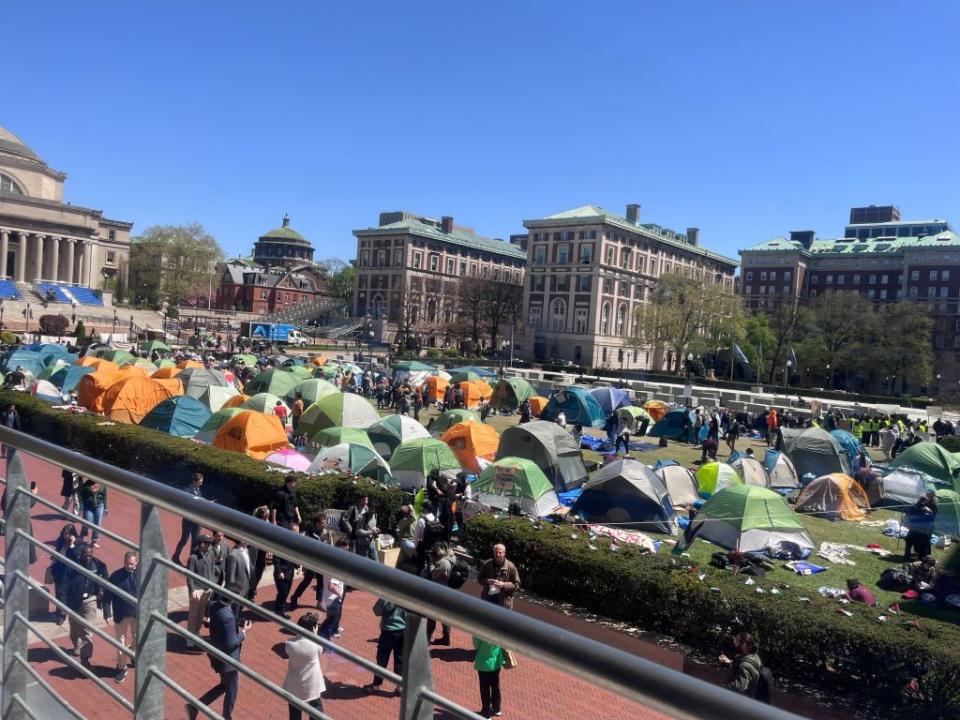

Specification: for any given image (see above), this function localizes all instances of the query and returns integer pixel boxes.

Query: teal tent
[540,386,606,428]
[59,364,95,393]
[140,396,212,438]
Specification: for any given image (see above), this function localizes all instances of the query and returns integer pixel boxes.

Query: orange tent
[458,380,493,409]
[310,357,327,366]
[643,400,667,422]
[528,396,549,416]
[178,360,204,370]
[76,357,119,372]
[101,376,183,423]
[115,365,150,379]
[213,410,290,459]
[152,366,183,379]
[77,369,121,412]
[222,393,250,409]
[426,375,449,403]
[440,421,500,473]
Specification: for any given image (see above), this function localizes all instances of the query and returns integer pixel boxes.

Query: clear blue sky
[3,2,958,263]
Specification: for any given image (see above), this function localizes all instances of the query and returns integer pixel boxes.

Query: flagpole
[729,339,735,381]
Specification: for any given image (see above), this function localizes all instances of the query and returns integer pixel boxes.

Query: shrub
[425,348,441,359]
[73,320,86,340]
[465,514,960,718]
[939,435,960,453]
[39,314,69,335]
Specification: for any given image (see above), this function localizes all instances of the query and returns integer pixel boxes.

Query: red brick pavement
[5,453,669,720]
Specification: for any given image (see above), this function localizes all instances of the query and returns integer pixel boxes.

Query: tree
[874,301,934,394]
[481,279,524,352]
[794,291,875,386]
[318,258,355,314]
[129,223,223,310]
[761,300,804,384]
[456,278,488,351]
[631,272,744,374]
[39,314,69,335]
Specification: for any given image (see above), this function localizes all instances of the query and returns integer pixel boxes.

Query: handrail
[0,425,803,720]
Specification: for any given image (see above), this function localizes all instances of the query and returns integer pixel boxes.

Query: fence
[0,426,802,720]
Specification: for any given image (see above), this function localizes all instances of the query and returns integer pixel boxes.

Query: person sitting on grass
[909,556,939,592]
[844,578,876,606]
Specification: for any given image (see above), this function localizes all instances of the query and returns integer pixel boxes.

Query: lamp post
[936,373,942,396]
[825,363,831,390]
[0,299,5,332]
[686,352,694,380]
[891,374,897,396]
[785,359,793,388]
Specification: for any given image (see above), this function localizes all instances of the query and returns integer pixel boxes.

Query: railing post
[133,502,168,718]
[2,450,30,720]
[399,613,435,720]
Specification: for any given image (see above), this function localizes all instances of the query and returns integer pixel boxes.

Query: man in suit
[186,594,250,720]
[223,537,251,620]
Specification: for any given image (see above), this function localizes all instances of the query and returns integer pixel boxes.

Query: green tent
[318,364,340,379]
[389,438,462,489]
[199,385,240,413]
[307,442,394,484]
[473,457,559,517]
[890,442,960,486]
[244,368,300,397]
[242,392,291,416]
[393,360,435,373]
[37,360,69,381]
[140,396,212,438]
[141,340,171,355]
[615,406,652,432]
[490,377,536,410]
[287,365,312,381]
[100,349,136,365]
[429,408,480,434]
[449,371,482,384]
[295,393,380,436]
[935,489,960,539]
[232,354,258,367]
[367,414,432,459]
[695,462,743,497]
[285,378,339,406]
[312,426,373,449]
[123,357,157,370]
[687,485,815,553]
[195,408,246,444]
[155,358,178,369]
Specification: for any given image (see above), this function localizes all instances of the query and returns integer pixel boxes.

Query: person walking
[340,495,379,560]
[726,417,740,456]
[720,632,771,703]
[425,542,455,645]
[318,539,349,639]
[283,612,326,719]
[51,523,80,625]
[271,474,302,529]
[273,522,300,618]
[78,479,107,548]
[65,542,108,665]
[60,468,80,515]
[103,551,140,683]
[187,595,251,720]
[291,392,305,430]
[473,636,507,718]
[247,505,271,601]
[186,535,216,649]
[173,473,205,565]
[363,598,405,695]
[479,544,520,609]
[290,514,334,608]
[224,537,252,620]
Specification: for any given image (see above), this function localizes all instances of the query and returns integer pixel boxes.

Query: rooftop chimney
[686,227,700,246]
[441,216,454,233]
[789,230,815,249]
[625,204,641,225]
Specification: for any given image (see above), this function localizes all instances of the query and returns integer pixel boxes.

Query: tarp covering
[655,464,700,506]
[102,376,183,424]
[830,429,865,469]
[695,462,743,497]
[573,459,676,533]
[440,421,500,473]
[140,396,212,438]
[473,457,560,517]
[780,426,851,478]
[648,409,689,440]
[496,420,587,491]
[213,410,289,459]
[795,473,870,521]
[589,387,632,416]
[540,386,606,428]
[490,377,536,410]
[889,442,960,486]
[367,414,431,459]
[389,438,462,489]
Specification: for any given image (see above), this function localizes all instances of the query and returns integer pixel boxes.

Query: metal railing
[0,426,803,720]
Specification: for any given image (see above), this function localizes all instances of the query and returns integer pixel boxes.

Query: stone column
[84,242,96,286]
[15,232,26,283]
[65,239,76,285]
[33,234,44,282]
[75,242,85,285]
[50,236,61,283]
[0,230,8,278]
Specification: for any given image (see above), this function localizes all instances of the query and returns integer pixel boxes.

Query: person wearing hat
[186,534,216,649]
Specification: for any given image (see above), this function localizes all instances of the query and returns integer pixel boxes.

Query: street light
[0,299,5,332]
[785,359,793,388]
[826,363,831,390]
[936,373,942,395]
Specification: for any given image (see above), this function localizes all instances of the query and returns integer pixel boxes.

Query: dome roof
[0,127,41,162]
[260,214,309,245]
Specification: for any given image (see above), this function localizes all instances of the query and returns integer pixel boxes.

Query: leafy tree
[481,278,524,352]
[455,277,488,351]
[129,223,223,310]
[794,291,875,386]
[39,314,69,335]
[874,301,934,394]
[318,258,355,314]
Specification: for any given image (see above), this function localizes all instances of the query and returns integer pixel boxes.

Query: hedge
[0,391,410,531]
[938,435,960,453]
[465,514,960,719]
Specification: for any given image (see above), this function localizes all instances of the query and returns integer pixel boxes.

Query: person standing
[0,403,21,470]
[725,417,740,456]
[273,522,300,618]
[518,400,531,424]
[479,544,520,609]
[614,417,631,457]
[274,400,290,429]
[78,479,107,548]
[173,473,205,565]
[224,537,252,620]
[65,542,108,664]
[60,468,80,515]
[246,505,271,601]
[720,632,769,703]
[186,535,216,649]
[904,491,938,560]
[290,514,333,608]
[340,495,379,560]
[766,408,779,447]
[103,551,139,683]
[272,475,302,529]
[187,594,251,720]
[209,530,228,586]
[291,392,305,431]
[318,539,349,639]
[363,598,405,695]
[473,636,507,718]
[51,523,80,625]
[425,542,455,645]
[283,612,326,719]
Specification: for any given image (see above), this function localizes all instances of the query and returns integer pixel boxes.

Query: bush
[425,348,441,359]
[73,320,86,340]
[0,390,409,531]
[939,435,960,453]
[39,314,69,335]
[465,514,960,718]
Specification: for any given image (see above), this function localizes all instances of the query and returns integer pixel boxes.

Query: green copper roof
[742,231,960,257]
[354,218,526,260]
[261,226,306,242]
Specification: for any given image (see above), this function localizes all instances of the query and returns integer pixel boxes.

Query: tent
[102,376,183,424]
[429,409,481,434]
[490,377,536,410]
[264,449,312,472]
[31,379,63,403]
[141,340,171,356]
[199,385,240,413]
[450,371,482,384]
[151,366,183,380]
[889,442,960,486]
[731,457,769,487]
[654,464,700,507]
[425,375,449,403]
[195,408,246,444]
[213,410,289,459]
[573,459,676,533]
[76,368,122,412]
[177,360,204,370]
[296,393,380,436]
[37,360,69,382]
[140,396,212,438]
[285,378,339,406]
[177,368,231,400]
[643,400,668,422]
[307,442,393,483]
[231,354,258,367]
[367,414,431,459]
[222,393,250,409]
[688,485,815,553]
[865,468,934,508]
[312,426,373,448]
[458,380,494,409]
[763,450,801,490]
[392,360,435,374]
[1,348,43,376]
[795,473,870,521]
[440,421,500,473]
[780,426,851,478]
[242,393,291,417]
[99,349,136,366]
[528,396,548,416]
[615,406,652,434]
[473,457,560,517]
[155,359,177,369]
[540,387,606,428]
[496,420,587,491]
[389,438,462,489]
[59,364,95,393]
[695,462,742,497]
[448,365,497,379]
[648,409,689,441]
[244,368,301,398]
[934,489,960,539]
[589,387,632,416]
[286,365,312,381]
[830,429,864,469]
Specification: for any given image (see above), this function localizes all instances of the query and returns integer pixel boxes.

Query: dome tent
[296,393,380,436]
[312,426,373,449]
[779,426,851,478]
[440,421,500,473]
[195,407,245,444]
[648,409,690,441]
[573,459,676,533]
[731,456,769,487]
[763,450,801,490]
[615,406,652,434]
[889,442,960,487]
[176,368,232,400]
[795,473,870,521]
[496,420,588,491]
[307,442,393,484]
[654,464,699,507]
[213,410,289,459]
[540,386,606,428]
[140,396,212,438]
[429,408,481,435]
[101,376,183,424]
[388,438,462,489]
[367,414,431,459]
[490,377,537,411]
[866,468,935,508]
[695,462,742,497]
[589,387,632,416]
[473,457,560,518]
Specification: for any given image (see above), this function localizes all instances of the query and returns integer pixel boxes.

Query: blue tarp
[589,387,632,415]
[557,488,582,507]
[140,396,212,438]
[540,386,606,428]
[830,429,863,469]
[648,409,690,440]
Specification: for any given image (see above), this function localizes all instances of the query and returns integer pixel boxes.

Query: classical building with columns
[0,125,131,300]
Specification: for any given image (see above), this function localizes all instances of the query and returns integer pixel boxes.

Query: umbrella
[312,426,373,448]
[265,448,312,472]
[308,442,394,483]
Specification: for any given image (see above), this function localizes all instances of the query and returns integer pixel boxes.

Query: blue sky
[3,2,958,263]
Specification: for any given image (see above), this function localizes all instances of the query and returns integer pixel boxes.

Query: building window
[616,304,626,335]
[531,275,545,292]
[533,245,546,264]
[880,289,888,300]
[550,298,567,331]
[376,249,386,266]
[460,261,466,275]
[528,306,542,329]
[361,250,369,266]
[106,251,116,265]
[260,290,268,300]
[0,173,24,195]
[769,271,776,281]
[867,289,876,299]
[557,244,570,264]
[868,274,876,284]
[603,278,613,294]
[394,248,403,265]
[837,275,845,285]
[853,274,860,285]
[574,308,588,333]
[784,270,792,282]
[600,302,610,334]
[555,275,570,292]
[602,347,608,362]
[634,285,645,300]
[943,270,951,282]
[605,247,615,265]
[931,270,939,282]
[745,272,753,282]
[446,258,454,274]
[760,271,767,281]
[911,269,919,281]
[481,266,489,278]
[909,286,918,297]
[413,253,422,269]
[825,274,833,285]
[576,275,591,292]
[430,254,439,272]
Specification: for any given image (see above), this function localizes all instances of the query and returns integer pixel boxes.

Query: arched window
[550,298,566,331]
[0,173,23,195]
[427,298,437,323]
[616,303,626,335]
[371,294,385,319]
[600,302,610,335]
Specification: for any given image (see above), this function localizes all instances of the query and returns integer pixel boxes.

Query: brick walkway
[3,452,669,720]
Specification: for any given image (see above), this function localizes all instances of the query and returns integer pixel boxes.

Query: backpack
[448,557,469,589]
[420,519,447,552]
[879,566,911,591]
[754,665,775,704]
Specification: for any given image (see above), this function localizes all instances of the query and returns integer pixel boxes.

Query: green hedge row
[0,391,410,531]
[465,514,960,719]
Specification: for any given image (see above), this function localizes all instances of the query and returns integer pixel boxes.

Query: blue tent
[648,409,690,440]
[589,387,632,415]
[572,459,676,533]
[140,396,212,438]
[448,365,498,378]
[59,365,95,393]
[38,344,77,368]
[540,386,606,428]
[0,349,43,376]
[830,429,863,469]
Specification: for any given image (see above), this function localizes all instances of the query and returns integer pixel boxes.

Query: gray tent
[654,464,699,507]
[766,451,801,490]
[780,426,850,478]
[866,468,934,509]
[496,420,587,491]
[177,368,231,400]
[731,457,769,487]
[573,460,676,533]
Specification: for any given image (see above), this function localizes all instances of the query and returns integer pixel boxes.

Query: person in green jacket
[473,636,507,718]
[364,598,406,694]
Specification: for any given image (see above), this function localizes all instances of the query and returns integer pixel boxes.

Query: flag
[789,346,798,368]
[733,343,749,366]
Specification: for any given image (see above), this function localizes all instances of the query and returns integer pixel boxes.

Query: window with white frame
[550,298,566,331]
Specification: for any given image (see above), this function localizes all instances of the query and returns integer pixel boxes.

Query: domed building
[0,125,132,303]
[252,214,314,269]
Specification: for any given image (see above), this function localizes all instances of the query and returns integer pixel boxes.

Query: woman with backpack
[720,632,773,704]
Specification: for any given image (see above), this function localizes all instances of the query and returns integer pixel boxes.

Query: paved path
[2,452,669,720]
